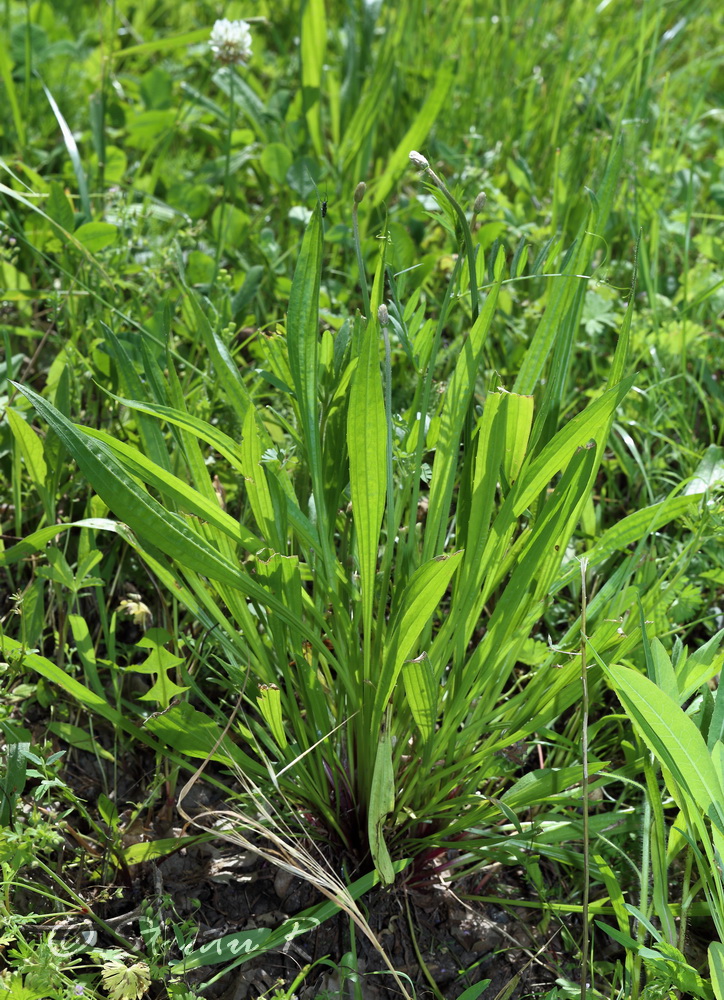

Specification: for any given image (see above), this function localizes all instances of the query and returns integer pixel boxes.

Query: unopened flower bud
[473,192,486,213]
[354,182,367,204]
[409,150,429,170]
[377,303,389,326]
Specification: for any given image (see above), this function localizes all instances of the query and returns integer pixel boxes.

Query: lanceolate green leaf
[376,551,463,718]
[513,374,635,516]
[553,493,704,591]
[100,393,245,471]
[79,425,261,551]
[241,407,280,549]
[604,661,724,833]
[368,718,396,885]
[257,684,287,749]
[402,654,437,742]
[348,316,386,659]
[709,942,724,1000]
[101,325,171,473]
[13,383,335,668]
[286,208,328,556]
[423,248,504,559]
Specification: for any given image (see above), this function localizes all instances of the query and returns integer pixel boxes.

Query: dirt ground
[12,712,572,1000]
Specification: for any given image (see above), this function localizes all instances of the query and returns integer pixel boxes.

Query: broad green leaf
[260,142,293,185]
[649,637,678,703]
[348,316,386,651]
[604,661,724,832]
[501,392,535,485]
[454,981,492,1000]
[122,836,208,865]
[145,702,261,773]
[46,721,115,762]
[46,181,74,232]
[684,445,724,495]
[74,222,117,252]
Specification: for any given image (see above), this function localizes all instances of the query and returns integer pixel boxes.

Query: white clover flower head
[409,149,429,170]
[209,18,253,65]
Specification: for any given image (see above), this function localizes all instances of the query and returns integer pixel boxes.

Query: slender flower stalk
[210,19,253,281]
[409,150,480,321]
[352,181,371,320]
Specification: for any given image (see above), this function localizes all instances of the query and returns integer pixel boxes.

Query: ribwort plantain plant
[9,146,710,896]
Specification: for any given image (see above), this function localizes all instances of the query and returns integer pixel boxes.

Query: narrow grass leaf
[13,383,329,653]
[301,0,326,157]
[553,493,703,590]
[101,394,245,472]
[513,375,635,516]
[41,79,91,220]
[370,62,455,208]
[0,635,165,756]
[678,628,724,704]
[100,325,171,472]
[0,38,24,145]
[0,183,112,283]
[6,406,48,490]
[189,295,251,424]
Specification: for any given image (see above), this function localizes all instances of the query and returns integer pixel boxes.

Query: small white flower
[209,18,253,65]
[409,149,429,170]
